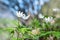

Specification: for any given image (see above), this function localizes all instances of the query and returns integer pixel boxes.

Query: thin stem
[15,29,19,40]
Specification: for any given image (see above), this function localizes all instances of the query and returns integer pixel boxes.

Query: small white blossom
[16,11,23,17]
[53,8,60,12]
[16,11,30,20]
[38,14,44,19]
[44,17,53,23]
[22,15,30,20]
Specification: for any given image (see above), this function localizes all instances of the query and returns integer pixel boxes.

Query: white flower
[16,11,30,20]
[44,17,53,23]
[22,15,30,20]
[53,8,60,12]
[38,14,44,19]
[16,11,23,17]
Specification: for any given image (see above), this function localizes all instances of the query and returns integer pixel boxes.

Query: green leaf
[3,27,15,33]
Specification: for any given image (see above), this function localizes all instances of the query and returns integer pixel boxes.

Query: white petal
[16,11,20,17]
[38,14,44,18]
[22,15,30,20]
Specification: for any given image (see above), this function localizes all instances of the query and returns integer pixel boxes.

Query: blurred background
[0,0,60,40]
[0,0,49,19]
[0,0,50,28]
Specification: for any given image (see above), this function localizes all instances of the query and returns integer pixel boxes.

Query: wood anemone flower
[16,11,30,20]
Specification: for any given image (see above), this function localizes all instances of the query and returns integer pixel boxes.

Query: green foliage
[31,18,41,28]
[0,17,60,40]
